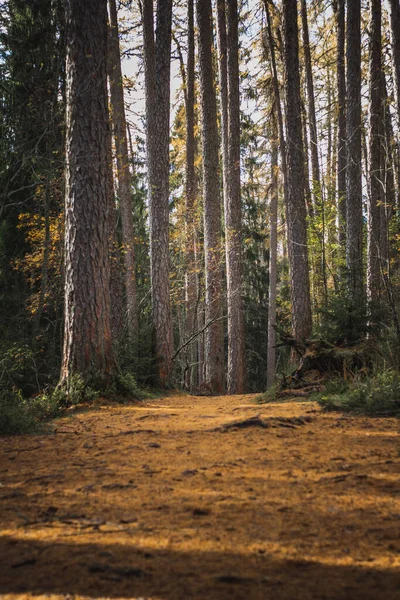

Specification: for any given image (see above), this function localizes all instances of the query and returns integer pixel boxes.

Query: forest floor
[0,393,399,600]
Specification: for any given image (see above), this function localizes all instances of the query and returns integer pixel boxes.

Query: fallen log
[275,327,373,392]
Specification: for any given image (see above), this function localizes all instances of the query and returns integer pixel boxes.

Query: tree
[61,0,115,385]
[367,0,384,304]
[333,0,346,250]
[196,0,225,394]
[389,0,400,123]
[108,0,138,340]
[282,0,312,340]
[142,0,174,386]
[267,114,279,389]
[345,0,363,301]
[217,0,245,394]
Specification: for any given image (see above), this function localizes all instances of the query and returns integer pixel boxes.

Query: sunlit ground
[1,394,399,599]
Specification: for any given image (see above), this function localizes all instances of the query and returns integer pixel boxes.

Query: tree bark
[300,0,321,199]
[345,0,363,301]
[334,0,347,251]
[267,114,279,389]
[183,0,198,390]
[61,0,115,385]
[389,0,400,123]
[217,0,245,394]
[282,0,312,340]
[108,0,138,340]
[367,0,384,304]
[196,0,225,394]
[142,0,174,386]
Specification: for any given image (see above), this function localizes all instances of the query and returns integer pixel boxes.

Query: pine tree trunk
[282,0,312,341]
[367,0,384,304]
[345,0,363,301]
[389,0,400,123]
[61,0,115,385]
[300,0,321,198]
[219,0,245,394]
[184,0,198,390]
[142,0,174,386]
[334,0,347,251]
[108,0,138,340]
[267,115,279,389]
[382,73,395,270]
[196,0,225,394]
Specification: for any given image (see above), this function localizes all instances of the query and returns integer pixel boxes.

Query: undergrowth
[312,371,400,417]
[0,370,151,436]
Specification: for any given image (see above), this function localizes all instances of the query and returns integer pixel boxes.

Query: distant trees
[3,0,400,400]
[108,0,137,341]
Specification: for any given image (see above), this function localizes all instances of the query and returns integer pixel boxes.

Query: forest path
[0,393,399,600]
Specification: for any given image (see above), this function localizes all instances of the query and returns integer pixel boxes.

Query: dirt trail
[0,393,399,600]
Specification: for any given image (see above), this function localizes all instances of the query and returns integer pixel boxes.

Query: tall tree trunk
[267,114,279,389]
[282,0,312,340]
[107,113,124,340]
[367,0,384,304]
[263,0,287,188]
[196,0,225,394]
[217,0,245,394]
[334,0,347,252]
[389,0,400,217]
[301,0,328,307]
[345,0,363,301]
[108,0,138,340]
[184,0,198,390]
[142,0,173,386]
[300,0,321,198]
[61,0,115,385]
[389,0,400,123]
[382,73,395,270]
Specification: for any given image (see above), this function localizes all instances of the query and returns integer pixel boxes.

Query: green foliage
[0,343,40,395]
[313,371,400,417]
[53,374,99,408]
[0,389,38,435]
[105,372,149,403]
[316,290,368,345]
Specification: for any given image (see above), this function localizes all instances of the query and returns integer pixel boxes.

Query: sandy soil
[0,393,399,600]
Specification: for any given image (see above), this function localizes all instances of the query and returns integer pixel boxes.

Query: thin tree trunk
[108,0,138,340]
[267,115,279,389]
[107,113,124,339]
[300,0,321,198]
[382,73,395,271]
[184,0,198,390]
[282,0,312,340]
[196,0,225,394]
[263,0,287,187]
[61,0,115,385]
[334,0,347,252]
[142,0,174,386]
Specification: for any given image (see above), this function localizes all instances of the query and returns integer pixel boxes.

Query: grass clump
[312,371,400,417]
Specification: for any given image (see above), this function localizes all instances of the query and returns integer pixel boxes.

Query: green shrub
[313,371,400,417]
[105,372,149,402]
[53,373,99,407]
[0,389,37,435]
